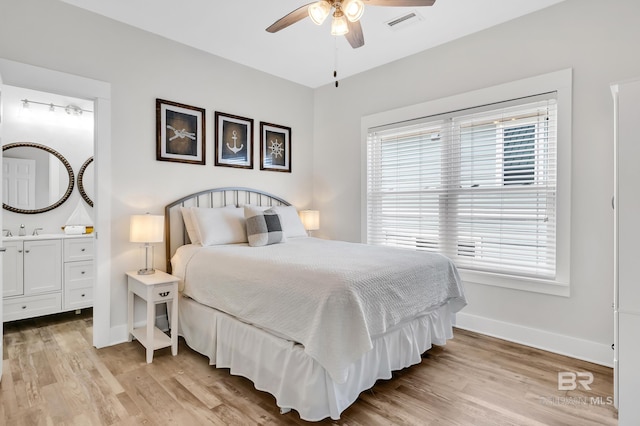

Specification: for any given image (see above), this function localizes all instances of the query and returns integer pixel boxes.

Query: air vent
[385,10,423,31]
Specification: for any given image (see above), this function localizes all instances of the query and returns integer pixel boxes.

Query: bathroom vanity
[2,233,93,322]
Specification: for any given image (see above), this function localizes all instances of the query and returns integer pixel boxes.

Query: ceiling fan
[266,0,436,49]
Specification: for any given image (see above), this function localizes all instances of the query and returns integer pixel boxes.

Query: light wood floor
[1,310,617,425]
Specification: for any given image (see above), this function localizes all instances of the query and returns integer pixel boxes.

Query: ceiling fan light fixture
[342,0,365,22]
[331,11,349,36]
[308,1,332,25]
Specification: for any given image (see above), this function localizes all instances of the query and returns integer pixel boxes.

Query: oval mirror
[78,156,94,207]
[2,142,74,214]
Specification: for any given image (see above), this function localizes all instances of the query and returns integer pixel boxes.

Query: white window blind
[366,93,557,280]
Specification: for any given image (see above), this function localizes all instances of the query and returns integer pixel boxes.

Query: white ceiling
[59,0,565,88]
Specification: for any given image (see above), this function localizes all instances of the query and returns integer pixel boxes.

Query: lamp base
[137,244,156,275]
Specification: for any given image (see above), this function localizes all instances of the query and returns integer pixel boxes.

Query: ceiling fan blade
[266,3,315,33]
[345,20,365,49]
[363,0,435,6]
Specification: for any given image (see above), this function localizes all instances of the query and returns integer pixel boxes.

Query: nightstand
[126,270,179,363]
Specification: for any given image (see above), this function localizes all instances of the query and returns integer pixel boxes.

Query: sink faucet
[2,229,11,237]
[32,227,43,236]
[18,224,26,236]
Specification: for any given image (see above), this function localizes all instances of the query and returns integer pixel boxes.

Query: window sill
[458,268,570,297]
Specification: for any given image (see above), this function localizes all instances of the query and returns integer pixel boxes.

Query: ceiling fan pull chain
[334,38,339,88]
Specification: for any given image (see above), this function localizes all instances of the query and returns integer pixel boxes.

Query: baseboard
[110,324,128,346]
[108,314,171,346]
[455,312,614,368]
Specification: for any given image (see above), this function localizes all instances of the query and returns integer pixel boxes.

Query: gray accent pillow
[245,207,285,247]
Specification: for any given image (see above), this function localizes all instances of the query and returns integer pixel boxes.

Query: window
[366,92,563,286]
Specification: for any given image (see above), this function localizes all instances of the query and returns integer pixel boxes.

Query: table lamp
[130,213,164,275]
[299,210,320,236]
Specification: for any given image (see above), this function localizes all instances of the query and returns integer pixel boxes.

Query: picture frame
[156,99,205,165]
[260,122,291,173]
[215,111,254,169]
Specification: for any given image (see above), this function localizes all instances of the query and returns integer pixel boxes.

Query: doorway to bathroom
[0,59,112,372]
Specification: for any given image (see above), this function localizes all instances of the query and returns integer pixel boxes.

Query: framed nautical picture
[156,99,205,165]
[215,111,254,169]
[260,122,291,173]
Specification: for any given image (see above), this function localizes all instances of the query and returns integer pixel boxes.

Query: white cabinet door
[23,239,61,295]
[2,240,23,298]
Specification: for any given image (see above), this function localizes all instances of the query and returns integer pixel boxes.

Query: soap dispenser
[18,224,25,236]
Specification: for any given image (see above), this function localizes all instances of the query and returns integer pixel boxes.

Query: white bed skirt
[177,295,456,421]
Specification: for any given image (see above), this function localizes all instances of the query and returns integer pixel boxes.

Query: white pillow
[271,205,308,238]
[180,207,201,244]
[190,206,247,246]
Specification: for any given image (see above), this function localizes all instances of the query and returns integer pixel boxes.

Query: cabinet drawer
[64,238,94,262]
[4,293,62,322]
[65,260,94,285]
[150,283,177,303]
[65,285,93,310]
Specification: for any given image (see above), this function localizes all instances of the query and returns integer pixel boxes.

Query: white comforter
[172,237,466,384]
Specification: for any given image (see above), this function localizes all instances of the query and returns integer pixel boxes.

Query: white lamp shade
[299,210,320,231]
[130,214,164,243]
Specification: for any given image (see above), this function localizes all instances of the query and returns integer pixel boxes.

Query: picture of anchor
[226,130,244,154]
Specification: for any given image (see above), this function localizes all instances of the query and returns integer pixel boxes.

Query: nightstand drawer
[65,285,93,310]
[4,293,62,322]
[150,283,176,302]
[64,238,94,262]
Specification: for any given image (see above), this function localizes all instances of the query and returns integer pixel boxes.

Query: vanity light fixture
[20,98,93,115]
[65,104,83,116]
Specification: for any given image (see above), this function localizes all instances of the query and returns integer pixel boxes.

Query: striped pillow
[244,206,285,247]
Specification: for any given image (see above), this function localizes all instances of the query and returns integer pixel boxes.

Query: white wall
[313,0,640,365]
[0,0,314,341]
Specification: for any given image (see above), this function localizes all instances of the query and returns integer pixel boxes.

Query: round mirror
[78,156,94,207]
[2,142,74,214]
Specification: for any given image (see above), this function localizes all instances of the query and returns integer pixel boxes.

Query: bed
[165,187,466,421]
